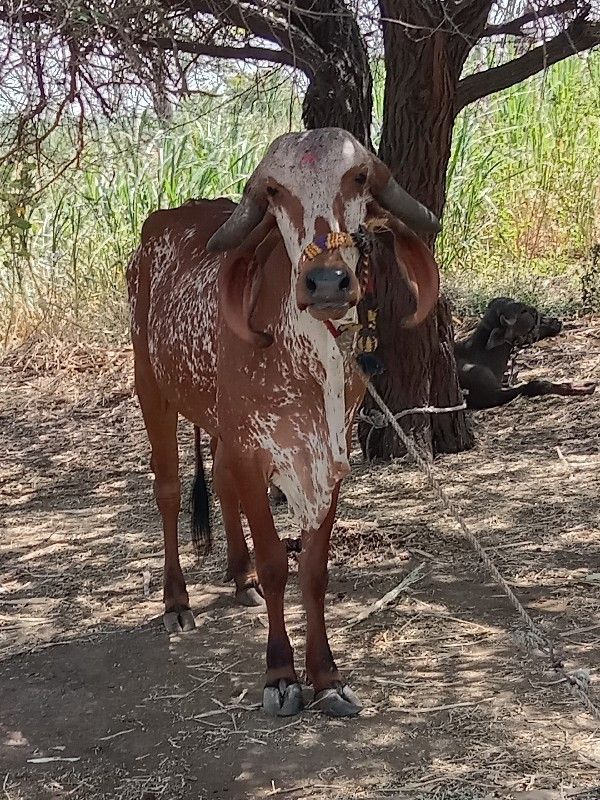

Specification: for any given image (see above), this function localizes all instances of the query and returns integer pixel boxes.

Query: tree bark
[359,1,494,459]
[296,0,373,148]
[360,236,436,459]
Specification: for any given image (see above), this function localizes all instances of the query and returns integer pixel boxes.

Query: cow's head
[207,128,440,339]
[484,297,562,350]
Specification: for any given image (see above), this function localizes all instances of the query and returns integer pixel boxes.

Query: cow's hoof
[313,683,362,717]
[163,607,196,634]
[235,586,266,608]
[263,680,304,717]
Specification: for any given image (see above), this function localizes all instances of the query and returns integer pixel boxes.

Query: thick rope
[353,367,600,723]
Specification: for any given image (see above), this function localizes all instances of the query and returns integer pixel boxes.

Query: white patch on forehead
[342,139,356,158]
[267,132,360,197]
[265,130,369,268]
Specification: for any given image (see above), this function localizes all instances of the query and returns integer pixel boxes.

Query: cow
[455,297,596,408]
[128,128,441,717]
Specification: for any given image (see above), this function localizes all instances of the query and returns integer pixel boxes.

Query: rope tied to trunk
[357,402,467,461]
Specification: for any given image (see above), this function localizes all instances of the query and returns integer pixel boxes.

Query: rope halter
[300,227,382,374]
[301,228,373,293]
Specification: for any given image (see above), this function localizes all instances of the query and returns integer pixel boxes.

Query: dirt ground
[1,320,600,800]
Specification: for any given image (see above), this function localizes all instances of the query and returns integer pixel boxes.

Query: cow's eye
[355,173,367,185]
[267,186,278,197]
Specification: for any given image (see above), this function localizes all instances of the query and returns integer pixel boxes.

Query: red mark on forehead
[300,151,318,166]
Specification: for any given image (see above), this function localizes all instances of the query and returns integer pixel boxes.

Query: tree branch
[138,36,298,68]
[0,1,323,76]
[161,0,322,74]
[481,0,580,37]
[456,14,600,111]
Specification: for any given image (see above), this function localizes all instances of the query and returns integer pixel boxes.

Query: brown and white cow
[128,128,440,717]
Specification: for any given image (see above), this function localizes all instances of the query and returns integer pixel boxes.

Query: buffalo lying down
[455,297,595,409]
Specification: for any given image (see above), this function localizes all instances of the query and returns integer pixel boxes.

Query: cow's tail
[191,425,212,558]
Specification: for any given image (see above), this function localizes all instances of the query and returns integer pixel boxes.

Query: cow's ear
[218,251,272,348]
[373,216,440,327]
[216,212,277,348]
[486,327,506,349]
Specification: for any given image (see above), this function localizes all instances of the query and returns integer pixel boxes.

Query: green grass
[439,52,600,316]
[0,78,302,345]
[0,54,598,346]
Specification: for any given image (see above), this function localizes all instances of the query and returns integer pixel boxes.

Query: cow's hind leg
[212,439,264,608]
[224,451,302,716]
[300,484,361,717]
[136,367,194,634]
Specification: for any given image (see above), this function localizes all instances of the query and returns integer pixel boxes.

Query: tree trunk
[359,2,493,459]
[360,236,436,459]
[297,0,372,148]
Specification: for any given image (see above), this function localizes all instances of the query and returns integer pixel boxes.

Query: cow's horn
[207,191,267,252]
[371,156,441,234]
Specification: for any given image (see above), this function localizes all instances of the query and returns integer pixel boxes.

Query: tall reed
[1,54,598,345]
[439,52,600,315]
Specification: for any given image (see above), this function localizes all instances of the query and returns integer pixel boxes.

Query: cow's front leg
[225,452,303,717]
[299,483,362,717]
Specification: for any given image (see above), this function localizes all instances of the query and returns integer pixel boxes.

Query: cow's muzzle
[297,230,370,321]
[299,266,357,321]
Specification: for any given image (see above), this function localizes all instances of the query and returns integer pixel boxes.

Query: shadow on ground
[1,333,600,799]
